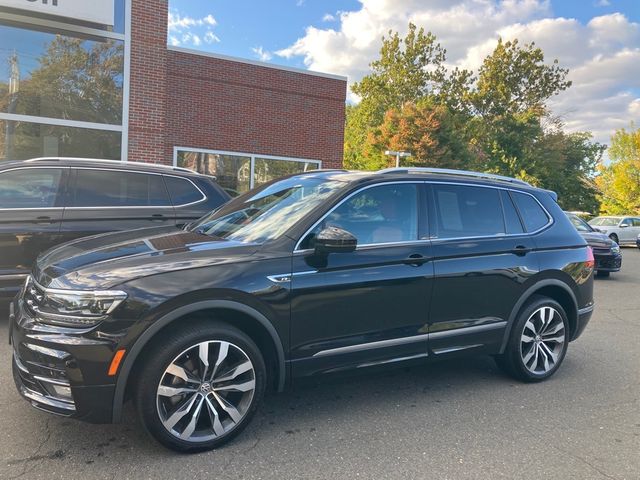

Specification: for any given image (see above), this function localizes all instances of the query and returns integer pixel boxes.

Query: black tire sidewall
[504,296,570,382]
[135,322,266,453]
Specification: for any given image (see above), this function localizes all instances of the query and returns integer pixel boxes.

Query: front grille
[596,256,622,270]
[22,276,46,318]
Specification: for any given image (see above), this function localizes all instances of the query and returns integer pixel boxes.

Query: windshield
[189,174,348,244]
[566,213,593,233]
[589,217,619,227]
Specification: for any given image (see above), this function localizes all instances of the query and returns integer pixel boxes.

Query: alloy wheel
[156,340,256,442]
[519,306,566,375]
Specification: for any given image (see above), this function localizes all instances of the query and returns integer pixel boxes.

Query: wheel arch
[499,279,578,354]
[111,300,286,423]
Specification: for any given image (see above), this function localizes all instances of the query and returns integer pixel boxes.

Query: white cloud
[252,46,273,62]
[322,13,336,22]
[168,10,220,47]
[595,0,611,6]
[277,1,640,148]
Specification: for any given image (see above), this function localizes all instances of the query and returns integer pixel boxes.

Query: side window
[72,170,170,207]
[164,176,205,206]
[302,183,418,247]
[432,185,505,239]
[500,190,524,234]
[511,192,550,232]
[620,218,632,227]
[0,168,63,208]
[633,218,640,227]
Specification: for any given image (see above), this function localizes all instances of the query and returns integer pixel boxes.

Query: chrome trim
[312,332,430,358]
[294,181,425,252]
[24,343,70,360]
[578,305,595,316]
[19,385,76,413]
[267,270,318,284]
[28,157,197,174]
[32,375,71,387]
[13,351,29,374]
[378,167,531,186]
[356,352,429,369]
[0,273,28,281]
[429,321,507,340]
[432,344,483,355]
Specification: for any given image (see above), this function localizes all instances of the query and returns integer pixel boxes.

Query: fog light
[49,384,73,401]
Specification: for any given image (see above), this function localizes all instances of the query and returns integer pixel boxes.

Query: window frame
[294,181,427,252]
[65,167,206,209]
[0,166,68,210]
[173,146,322,192]
[426,181,553,242]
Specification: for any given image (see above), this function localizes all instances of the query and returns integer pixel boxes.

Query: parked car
[10,167,595,452]
[0,158,230,302]
[565,212,621,277]
[588,215,640,246]
[637,233,640,249]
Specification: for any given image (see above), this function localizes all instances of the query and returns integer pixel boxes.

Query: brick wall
[127,0,347,168]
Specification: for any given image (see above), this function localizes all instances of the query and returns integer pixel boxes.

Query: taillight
[586,246,595,269]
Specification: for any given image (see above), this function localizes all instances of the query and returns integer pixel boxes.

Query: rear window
[164,176,205,206]
[72,169,170,207]
[432,184,505,239]
[0,168,63,208]
[511,192,549,232]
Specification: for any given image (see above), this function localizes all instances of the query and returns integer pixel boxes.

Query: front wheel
[609,233,619,244]
[496,296,569,382]
[135,322,266,452]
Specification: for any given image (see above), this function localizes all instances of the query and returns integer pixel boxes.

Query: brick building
[0,0,347,194]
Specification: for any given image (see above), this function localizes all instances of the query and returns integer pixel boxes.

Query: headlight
[25,279,127,327]
[610,243,620,254]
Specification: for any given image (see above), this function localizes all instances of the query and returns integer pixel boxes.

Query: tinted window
[432,185,504,239]
[304,184,418,246]
[501,190,524,234]
[0,168,63,208]
[566,213,592,233]
[164,176,205,206]
[620,218,632,227]
[511,192,549,232]
[72,170,169,207]
[633,218,640,227]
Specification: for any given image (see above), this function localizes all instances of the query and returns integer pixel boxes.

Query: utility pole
[384,150,411,168]
[6,52,20,159]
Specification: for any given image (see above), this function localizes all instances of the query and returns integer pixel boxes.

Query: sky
[168,0,640,150]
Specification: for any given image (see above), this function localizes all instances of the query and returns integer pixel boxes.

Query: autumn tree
[595,126,640,214]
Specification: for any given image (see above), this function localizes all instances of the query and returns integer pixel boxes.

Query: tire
[135,321,266,452]
[495,295,569,382]
[609,233,619,244]
[596,271,610,278]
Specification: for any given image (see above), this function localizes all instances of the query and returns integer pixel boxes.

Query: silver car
[588,216,640,246]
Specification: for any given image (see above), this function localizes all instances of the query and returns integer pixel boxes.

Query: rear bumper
[571,304,594,341]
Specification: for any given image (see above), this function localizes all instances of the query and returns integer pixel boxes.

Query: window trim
[173,146,322,190]
[0,166,68,211]
[294,181,424,252]
[65,167,206,210]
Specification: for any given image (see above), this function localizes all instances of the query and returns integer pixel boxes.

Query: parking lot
[1,250,638,480]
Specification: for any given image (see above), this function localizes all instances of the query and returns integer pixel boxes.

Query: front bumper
[9,297,117,423]
[593,251,622,272]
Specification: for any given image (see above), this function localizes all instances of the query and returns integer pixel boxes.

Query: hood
[579,231,615,249]
[35,226,259,290]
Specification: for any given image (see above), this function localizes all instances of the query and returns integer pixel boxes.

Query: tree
[595,126,640,214]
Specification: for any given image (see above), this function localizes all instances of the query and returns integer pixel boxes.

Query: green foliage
[345,25,603,212]
[596,125,640,214]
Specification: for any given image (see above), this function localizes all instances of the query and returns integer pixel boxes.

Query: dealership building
[0,0,347,194]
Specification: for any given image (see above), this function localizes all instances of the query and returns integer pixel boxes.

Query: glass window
[0,168,62,208]
[303,184,418,247]
[501,190,524,234]
[253,158,319,188]
[566,213,592,233]
[190,174,347,244]
[620,218,632,227]
[511,192,550,232]
[176,151,251,197]
[0,25,124,124]
[1,120,121,161]
[164,176,205,206]
[589,217,619,227]
[633,218,640,227]
[72,169,169,207]
[432,185,505,239]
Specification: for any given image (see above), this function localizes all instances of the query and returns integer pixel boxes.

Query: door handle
[151,214,165,221]
[402,254,429,266]
[511,245,532,256]
[33,216,55,224]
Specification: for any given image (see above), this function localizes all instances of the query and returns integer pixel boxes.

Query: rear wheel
[135,322,266,452]
[496,296,569,382]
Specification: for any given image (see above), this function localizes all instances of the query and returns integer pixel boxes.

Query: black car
[0,158,229,301]
[565,212,622,277]
[10,167,595,452]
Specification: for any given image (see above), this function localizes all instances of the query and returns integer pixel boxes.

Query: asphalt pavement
[1,250,639,479]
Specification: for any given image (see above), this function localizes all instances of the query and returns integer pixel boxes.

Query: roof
[3,157,201,176]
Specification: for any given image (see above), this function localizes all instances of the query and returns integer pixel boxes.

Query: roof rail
[377,167,531,186]
[25,157,198,175]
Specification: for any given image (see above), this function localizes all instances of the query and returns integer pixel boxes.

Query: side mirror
[620,223,629,228]
[314,226,357,254]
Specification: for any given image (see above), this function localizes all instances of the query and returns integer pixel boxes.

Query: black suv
[10,168,595,452]
[0,158,229,301]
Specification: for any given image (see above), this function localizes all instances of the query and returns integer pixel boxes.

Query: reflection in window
[0,168,63,208]
[0,25,124,125]
[253,158,319,187]
[0,120,121,161]
[177,151,251,197]
[72,170,170,207]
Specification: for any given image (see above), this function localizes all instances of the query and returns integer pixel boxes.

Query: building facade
[0,0,347,195]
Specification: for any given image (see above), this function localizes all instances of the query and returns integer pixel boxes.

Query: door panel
[0,167,67,297]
